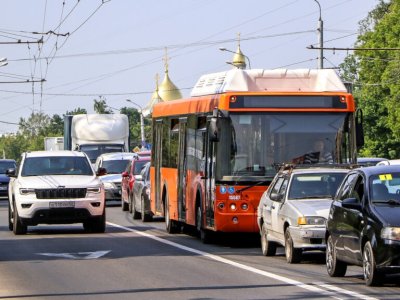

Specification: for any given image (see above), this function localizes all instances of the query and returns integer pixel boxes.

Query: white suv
[7,151,106,235]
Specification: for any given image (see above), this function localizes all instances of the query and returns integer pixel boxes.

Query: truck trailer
[64,114,130,163]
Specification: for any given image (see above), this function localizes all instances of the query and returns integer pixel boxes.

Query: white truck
[44,137,64,151]
[64,114,130,164]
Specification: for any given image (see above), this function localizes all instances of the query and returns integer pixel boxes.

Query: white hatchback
[257,165,350,263]
[7,151,105,234]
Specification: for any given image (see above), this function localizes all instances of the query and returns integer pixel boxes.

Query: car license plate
[0,186,7,190]
[49,201,75,208]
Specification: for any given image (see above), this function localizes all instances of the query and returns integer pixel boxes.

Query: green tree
[65,107,87,115]
[93,97,112,114]
[120,107,151,150]
[19,112,51,137]
[343,0,400,158]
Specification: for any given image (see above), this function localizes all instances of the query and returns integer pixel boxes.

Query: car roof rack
[278,163,357,172]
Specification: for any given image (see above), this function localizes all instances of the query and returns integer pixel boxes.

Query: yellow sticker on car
[379,174,393,181]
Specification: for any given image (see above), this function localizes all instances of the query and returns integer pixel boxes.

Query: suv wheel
[326,235,347,277]
[284,229,301,263]
[84,209,106,233]
[363,241,383,286]
[13,202,27,235]
[261,223,276,256]
[8,203,13,231]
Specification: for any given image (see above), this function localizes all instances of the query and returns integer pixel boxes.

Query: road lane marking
[107,222,378,300]
[37,250,111,259]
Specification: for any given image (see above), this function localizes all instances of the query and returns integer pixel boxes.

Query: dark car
[121,156,150,211]
[0,159,17,199]
[131,162,152,222]
[326,165,400,286]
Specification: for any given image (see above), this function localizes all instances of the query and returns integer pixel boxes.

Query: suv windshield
[288,172,346,200]
[22,156,93,176]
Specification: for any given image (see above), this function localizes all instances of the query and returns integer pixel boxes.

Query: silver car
[257,165,350,263]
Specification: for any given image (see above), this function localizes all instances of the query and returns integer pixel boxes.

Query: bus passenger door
[177,119,187,222]
[204,129,215,228]
[154,120,163,214]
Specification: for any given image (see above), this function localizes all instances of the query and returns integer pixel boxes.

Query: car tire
[363,241,383,286]
[13,201,27,235]
[261,223,277,256]
[128,193,133,214]
[326,235,347,277]
[121,193,129,211]
[8,202,13,231]
[133,204,141,220]
[165,194,180,234]
[141,195,152,222]
[284,229,302,263]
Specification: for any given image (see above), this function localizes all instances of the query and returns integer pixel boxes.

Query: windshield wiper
[373,199,400,205]
[235,180,271,193]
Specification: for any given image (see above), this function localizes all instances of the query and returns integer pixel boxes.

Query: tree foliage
[342,0,400,158]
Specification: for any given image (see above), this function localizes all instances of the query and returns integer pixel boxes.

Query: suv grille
[35,188,87,199]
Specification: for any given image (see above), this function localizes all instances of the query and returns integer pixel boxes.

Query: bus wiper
[373,199,400,205]
[235,180,270,193]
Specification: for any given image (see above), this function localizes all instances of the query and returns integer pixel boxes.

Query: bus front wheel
[165,195,180,234]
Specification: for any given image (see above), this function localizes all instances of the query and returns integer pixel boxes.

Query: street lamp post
[313,0,324,69]
[126,99,146,149]
[219,47,252,69]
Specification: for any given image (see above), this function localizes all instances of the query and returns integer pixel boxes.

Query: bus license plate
[49,201,75,208]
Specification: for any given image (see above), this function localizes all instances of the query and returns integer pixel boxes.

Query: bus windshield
[216,112,352,181]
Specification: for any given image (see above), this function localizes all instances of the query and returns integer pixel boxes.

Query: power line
[308,45,400,51]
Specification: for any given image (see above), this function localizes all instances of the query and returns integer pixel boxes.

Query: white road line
[107,222,378,300]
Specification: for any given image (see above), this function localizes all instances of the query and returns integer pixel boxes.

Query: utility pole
[314,0,324,69]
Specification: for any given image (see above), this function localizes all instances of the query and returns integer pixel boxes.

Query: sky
[0,0,379,134]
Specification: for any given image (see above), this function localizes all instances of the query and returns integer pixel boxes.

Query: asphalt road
[0,200,399,300]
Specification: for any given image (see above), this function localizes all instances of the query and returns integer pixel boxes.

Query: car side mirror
[270,192,283,202]
[96,167,107,176]
[342,197,361,210]
[6,168,16,177]
[121,171,129,178]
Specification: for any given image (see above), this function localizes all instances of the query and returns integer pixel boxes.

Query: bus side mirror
[355,108,364,148]
[209,116,220,142]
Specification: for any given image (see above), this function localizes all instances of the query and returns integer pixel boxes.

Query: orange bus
[150,68,363,242]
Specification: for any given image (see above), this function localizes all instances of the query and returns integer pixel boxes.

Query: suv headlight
[19,188,35,195]
[87,186,102,193]
[297,216,326,226]
[381,227,400,241]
